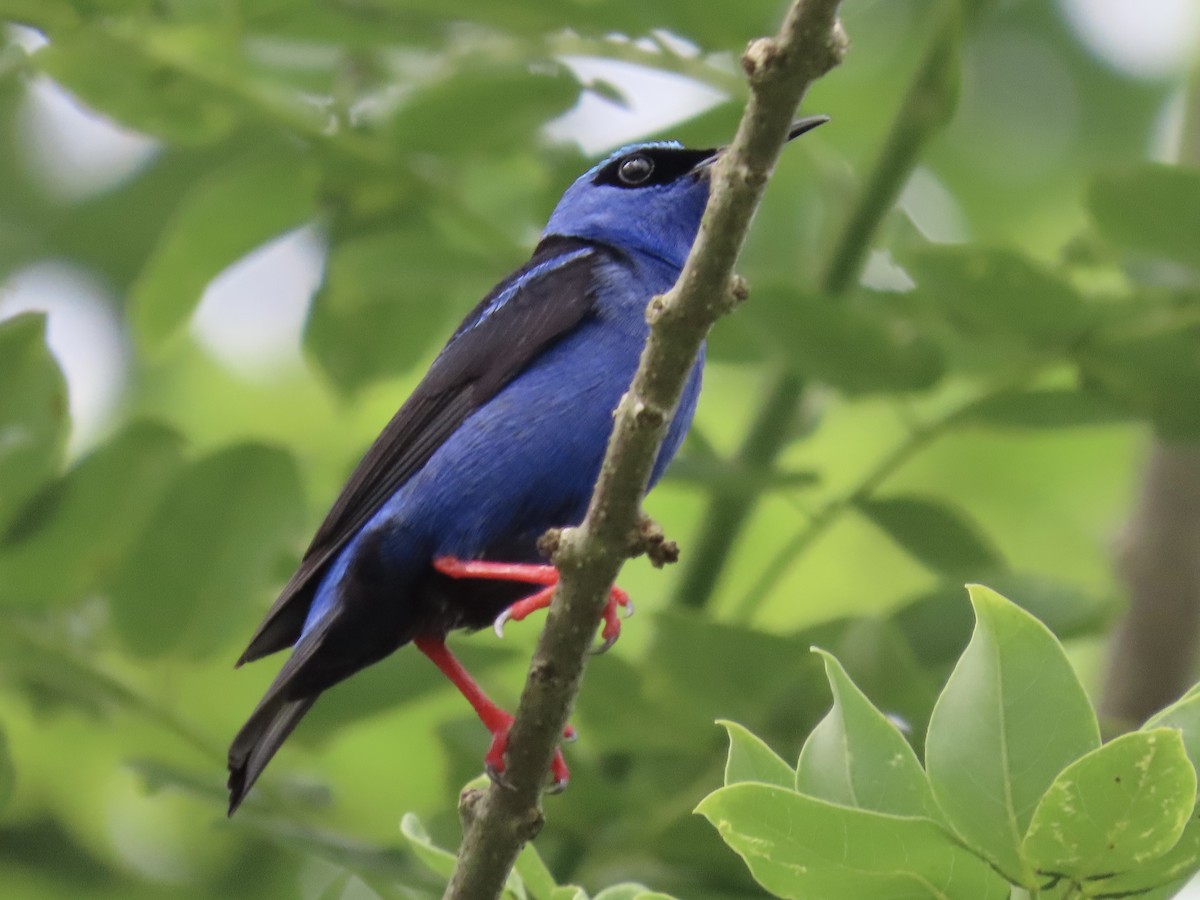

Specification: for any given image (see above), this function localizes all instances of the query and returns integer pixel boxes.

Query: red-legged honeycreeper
[228,118,828,814]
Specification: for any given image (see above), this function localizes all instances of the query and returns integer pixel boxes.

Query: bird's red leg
[432,556,632,650]
[413,635,570,789]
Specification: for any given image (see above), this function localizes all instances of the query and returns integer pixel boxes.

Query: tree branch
[442,3,847,896]
[730,378,1034,621]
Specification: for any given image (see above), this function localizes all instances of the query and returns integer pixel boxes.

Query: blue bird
[227,117,828,814]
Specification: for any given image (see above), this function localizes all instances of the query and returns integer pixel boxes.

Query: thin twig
[731,383,1015,622]
[442,3,848,897]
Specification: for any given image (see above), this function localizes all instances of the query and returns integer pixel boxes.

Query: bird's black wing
[237,235,606,663]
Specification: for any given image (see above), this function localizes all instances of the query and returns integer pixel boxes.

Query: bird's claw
[483,722,573,791]
[590,634,617,655]
[493,608,511,639]
[590,586,631,654]
[492,584,558,639]
[495,582,633,654]
[547,760,570,794]
[486,760,517,791]
[488,757,566,792]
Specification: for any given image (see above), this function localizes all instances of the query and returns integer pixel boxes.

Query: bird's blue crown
[543,139,717,271]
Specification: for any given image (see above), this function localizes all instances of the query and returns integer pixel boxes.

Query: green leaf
[0,0,78,30]
[0,421,186,607]
[748,287,944,394]
[513,837,588,899]
[1091,817,1200,899]
[1022,729,1195,881]
[696,783,1009,899]
[718,720,794,789]
[629,612,826,752]
[35,30,240,143]
[925,585,1100,886]
[1088,164,1200,270]
[856,494,1004,577]
[130,150,316,350]
[593,886,656,900]
[893,574,1114,668]
[593,887,680,900]
[236,801,420,887]
[305,224,494,393]
[0,725,13,812]
[108,443,305,658]
[904,247,1092,351]
[401,813,527,898]
[964,388,1132,430]
[1147,690,1200,774]
[796,650,941,820]
[824,618,942,760]
[1078,322,1200,438]
[0,314,68,535]
[398,813,458,882]
[514,840,586,900]
[389,61,580,157]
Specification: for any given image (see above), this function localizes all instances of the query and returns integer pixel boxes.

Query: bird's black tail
[227,691,318,815]
[228,536,419,815]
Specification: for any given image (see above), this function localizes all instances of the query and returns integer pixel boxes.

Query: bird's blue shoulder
[449,236,602,342]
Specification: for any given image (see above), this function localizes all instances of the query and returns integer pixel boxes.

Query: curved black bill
[788,115,830,141]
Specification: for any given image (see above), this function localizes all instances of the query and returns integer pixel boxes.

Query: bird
[227,116,828,814]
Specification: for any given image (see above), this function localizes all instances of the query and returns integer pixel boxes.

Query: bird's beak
[787,115,830,140]
[692,115,829,176]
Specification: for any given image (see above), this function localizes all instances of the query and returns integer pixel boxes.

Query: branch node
[729,274,751,307]
[827,20,851,66]
[741,37,780,81]
[537,527,563,560]
[459,787,485,833]
[633,516,681,568]
[632,399,666,429]
[516,806,545,843]
[645,293,670,325]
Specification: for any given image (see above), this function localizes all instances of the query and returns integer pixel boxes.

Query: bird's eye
[618,154,654,185]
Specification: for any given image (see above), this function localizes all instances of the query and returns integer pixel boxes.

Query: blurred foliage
[0,0,1197,897]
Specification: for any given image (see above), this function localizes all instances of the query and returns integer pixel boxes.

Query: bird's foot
[494,584,631,653]
[415,635,573,791]
[485,721,570,793]
[432,556,633,652]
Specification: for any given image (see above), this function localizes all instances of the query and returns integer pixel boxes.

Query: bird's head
[544,116,828,270]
